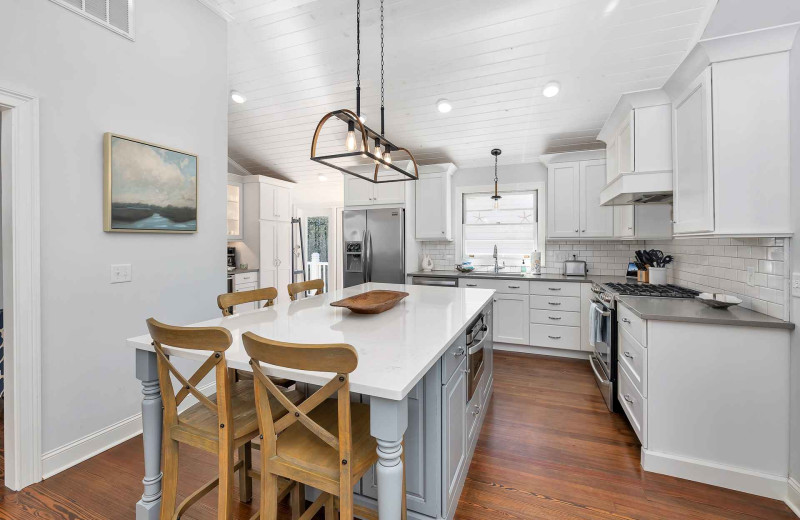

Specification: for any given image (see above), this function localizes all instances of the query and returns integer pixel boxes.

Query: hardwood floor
[0,352,793,519]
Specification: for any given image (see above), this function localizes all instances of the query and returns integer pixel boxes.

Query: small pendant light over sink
[491,148,502,209]
[310,0,418,184]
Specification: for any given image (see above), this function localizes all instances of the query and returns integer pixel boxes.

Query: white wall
[790,22,800,493]
[0,0,227,457]
[702,0,800,40]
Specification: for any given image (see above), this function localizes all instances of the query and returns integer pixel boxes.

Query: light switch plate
[746,266,755,287]
[792,272,800,298]
[111,264,132,284]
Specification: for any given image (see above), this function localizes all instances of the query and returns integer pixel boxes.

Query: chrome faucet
[493,245,505,273]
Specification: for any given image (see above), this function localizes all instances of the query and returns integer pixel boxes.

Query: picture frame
[103,133,198,233]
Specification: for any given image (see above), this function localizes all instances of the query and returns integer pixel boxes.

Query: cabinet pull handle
[582,229,586,232]
[574,229,579,233]
[548,302,561,306]
[623,394,634,404]
[548,316,561,320]
[466,283,477,287]
[548,287,561,291]
[472,405,480,416]
[508,285,520,289]
[453,347,465,357]
[623,351,634,359]
[621,317,631,324]
[548,335,561,340]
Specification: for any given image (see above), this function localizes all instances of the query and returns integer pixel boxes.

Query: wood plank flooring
[0,352,793,519]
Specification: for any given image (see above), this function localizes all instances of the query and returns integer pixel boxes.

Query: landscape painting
[104,133,198,233]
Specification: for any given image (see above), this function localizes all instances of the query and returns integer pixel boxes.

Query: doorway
[294,205,344,293]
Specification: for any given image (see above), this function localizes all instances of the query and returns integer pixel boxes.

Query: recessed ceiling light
[542,82,560,98]
[604,0,620,14]
[436,99,452,113]
[318,174,328,182]
[230,90,246,104]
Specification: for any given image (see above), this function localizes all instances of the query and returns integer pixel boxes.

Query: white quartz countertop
[127,283,494,400]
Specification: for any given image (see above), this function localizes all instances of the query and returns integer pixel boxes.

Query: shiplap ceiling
[218,0,715,184]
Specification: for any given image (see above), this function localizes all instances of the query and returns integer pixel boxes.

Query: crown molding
[195,0,234,21]
[539,149,606,165]
[596,88,672,143]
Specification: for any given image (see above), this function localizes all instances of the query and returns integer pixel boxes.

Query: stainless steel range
[588,281,699,412]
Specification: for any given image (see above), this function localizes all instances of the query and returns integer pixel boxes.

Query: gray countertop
[617,296,795,330]
[228,268,259,275]
[406,270,630,285]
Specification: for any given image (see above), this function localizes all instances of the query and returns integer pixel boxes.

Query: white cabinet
[579,160,614,237]
[415,168,453,241]
[672,68,714,235]
[492,294,530,344]
[617,111,634,175]
[441,358,467,512]
[259,184,291,222]
[547,159,612,239]
[614,205,672,239]
[614,206,635,238]
[258,220,292,296]
[226,180,243,240]
[344,175,406,207]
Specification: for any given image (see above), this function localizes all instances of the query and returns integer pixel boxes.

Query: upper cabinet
[259,183,291,222]
[227,175,243,241]
[415,163,456,241]
[344,174,406,207]
[614,205,673,240]
[542,152,613,239]
[665,24,796,237]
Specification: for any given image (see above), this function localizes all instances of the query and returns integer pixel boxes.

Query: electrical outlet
[746,266,755,287]
[793,272,800,298]
[111,264,132,284]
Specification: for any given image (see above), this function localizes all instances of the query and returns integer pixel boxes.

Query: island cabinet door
[359,364,442,517]
[442,358,468,519]
[492,294,530,344]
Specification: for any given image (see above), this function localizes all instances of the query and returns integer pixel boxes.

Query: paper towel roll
[532,251,541,274]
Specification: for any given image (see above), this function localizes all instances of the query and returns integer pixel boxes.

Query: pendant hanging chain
[494,155,499,183]
[380,0,385,136]
[356,0,360,89]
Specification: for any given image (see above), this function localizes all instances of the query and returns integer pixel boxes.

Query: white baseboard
[494,342,591,360]
[641,448,788,501]
[41,381,216,479]
[787,478,800,518]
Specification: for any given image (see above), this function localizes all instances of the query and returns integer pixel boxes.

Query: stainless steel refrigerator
[343,208,405,287]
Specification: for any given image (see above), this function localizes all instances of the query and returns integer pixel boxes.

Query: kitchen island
[127,282,495,520]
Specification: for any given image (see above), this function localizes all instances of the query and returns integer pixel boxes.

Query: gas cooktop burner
[603,283,700,298]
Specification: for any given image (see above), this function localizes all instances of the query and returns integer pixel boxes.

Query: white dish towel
[589,302,605,347]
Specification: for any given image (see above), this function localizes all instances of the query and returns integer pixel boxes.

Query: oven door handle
[468,333,488,355]
[589,355,610,384]
[590,299,612,317]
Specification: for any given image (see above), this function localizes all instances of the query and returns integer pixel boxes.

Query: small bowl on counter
[696,293,742,309]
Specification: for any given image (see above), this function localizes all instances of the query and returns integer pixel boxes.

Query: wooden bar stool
[287,279,324,301]
[217,287,278,316]
[242,332,406,520]
[146,318,303,520]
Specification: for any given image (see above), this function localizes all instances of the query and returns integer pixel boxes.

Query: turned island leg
[370,396,408,520]
[135,349,163,520]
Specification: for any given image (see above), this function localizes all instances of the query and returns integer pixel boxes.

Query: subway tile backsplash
[418,236,790,321]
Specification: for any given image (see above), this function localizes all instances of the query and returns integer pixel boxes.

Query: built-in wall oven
[588,284,618,412]
[466,311,489,401]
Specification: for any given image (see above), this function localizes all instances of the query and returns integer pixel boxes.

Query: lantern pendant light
[491,148,502,209]
[310,0,418,183]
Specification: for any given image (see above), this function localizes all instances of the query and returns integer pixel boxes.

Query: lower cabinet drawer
[618,327,647,397]
[234,272,258,284]
[442,340,467,384]
[530,309,581,327]
[530,324,581,350]
[618,365,646,447]
[530,295,581,312]
[234,282,257,292]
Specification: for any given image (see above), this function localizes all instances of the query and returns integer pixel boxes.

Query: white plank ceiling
[216,0,715,183]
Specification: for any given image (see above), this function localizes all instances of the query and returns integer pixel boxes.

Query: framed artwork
[104,133,198,233]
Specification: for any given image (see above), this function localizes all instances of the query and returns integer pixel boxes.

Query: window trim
[454,182,546,267]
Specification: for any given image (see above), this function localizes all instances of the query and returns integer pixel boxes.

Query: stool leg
[324,494,335,520]
[290,483,305,520]
[238,442,253,503]
[218,442,235,520]
[261,472,279,520]
[159,438,179,520]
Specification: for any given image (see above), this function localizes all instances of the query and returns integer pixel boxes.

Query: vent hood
[599,171,673,205]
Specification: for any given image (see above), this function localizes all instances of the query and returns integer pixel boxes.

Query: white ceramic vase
[421,254,434,272]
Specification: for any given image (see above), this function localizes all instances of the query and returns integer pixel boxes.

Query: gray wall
[790,25,800,490]
[0,0,227,453]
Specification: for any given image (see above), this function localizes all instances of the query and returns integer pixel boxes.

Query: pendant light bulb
[492,196,501,210]
[373,138,382,164]
[383,145,392,169]
[345,120,357,152]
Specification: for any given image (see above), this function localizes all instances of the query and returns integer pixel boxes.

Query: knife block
[637,270,649,283]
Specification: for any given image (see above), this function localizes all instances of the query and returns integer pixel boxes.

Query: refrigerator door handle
[362,231,368,284]
[366,230,373,282]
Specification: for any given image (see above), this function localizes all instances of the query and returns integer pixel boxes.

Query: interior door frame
[0,85,43,490]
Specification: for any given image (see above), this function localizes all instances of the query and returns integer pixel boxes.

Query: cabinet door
[259,184,275,220]
[277,269,292,296]
[606,136,619,183]
[273,186,290,221]
[492,294,530,344]
[227,183,242,239]
[442,360,467,517]
[634,204,672,239]
[259,221,277,270]
[416,173,446,240]
[579,160,613,237]
[618,111,634,174]
[344,176,375,206]
[614,206,635,238]
[374,177,405,205]
[275,221,292,271]
[673,67,714,234]
[547,162,580,238]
